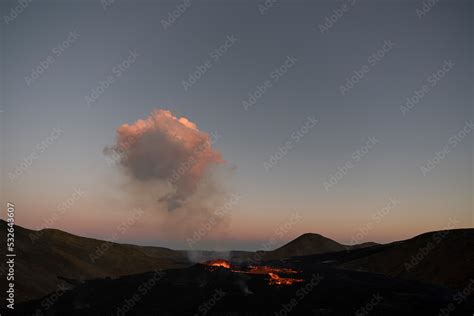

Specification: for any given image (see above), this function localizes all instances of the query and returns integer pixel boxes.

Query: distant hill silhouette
[2,219,472,306]
[261,233,378,260]
[338,229,474,288]
[0,219,190,303]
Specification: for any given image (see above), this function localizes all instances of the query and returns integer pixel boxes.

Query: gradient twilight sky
[1,0,472,250]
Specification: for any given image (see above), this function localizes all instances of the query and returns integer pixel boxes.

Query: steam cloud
[105,109,224,210]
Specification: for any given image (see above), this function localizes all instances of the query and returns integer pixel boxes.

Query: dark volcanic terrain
[1,221,473,315]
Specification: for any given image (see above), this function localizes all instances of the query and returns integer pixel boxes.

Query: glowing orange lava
[246,266,304,286]
[205,259,231,269]
[204,260,304,286]
[247,265,298,275]
[267,272,304,286]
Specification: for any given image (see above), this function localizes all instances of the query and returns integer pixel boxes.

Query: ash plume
[105,109,224,211]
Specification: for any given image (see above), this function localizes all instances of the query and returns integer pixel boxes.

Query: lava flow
[206,259,231,269]
[204,260,304,286]
[247,265,298,275]
[245,265,304,286]
[268,272,303,286]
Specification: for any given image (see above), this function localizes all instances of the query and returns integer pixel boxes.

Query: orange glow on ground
[204,260,304,286]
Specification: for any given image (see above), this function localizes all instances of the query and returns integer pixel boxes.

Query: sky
[1,0,472,251]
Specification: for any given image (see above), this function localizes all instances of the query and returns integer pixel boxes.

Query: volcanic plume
[105,109,224,211]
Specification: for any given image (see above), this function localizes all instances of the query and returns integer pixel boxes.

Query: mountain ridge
[2,219,472,303]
